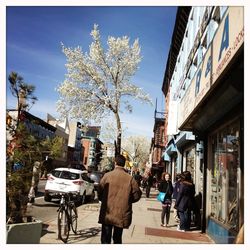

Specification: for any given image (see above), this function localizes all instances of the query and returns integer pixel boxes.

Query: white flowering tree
[100,119,128,144]
[57,24,152,154]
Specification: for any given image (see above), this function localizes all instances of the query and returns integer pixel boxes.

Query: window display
[210,120,240,232]
[186,147,195,179]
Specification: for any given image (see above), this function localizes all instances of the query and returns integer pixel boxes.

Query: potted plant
[6,72,62,243]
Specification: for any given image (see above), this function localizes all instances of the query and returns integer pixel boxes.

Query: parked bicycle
[57,192,78,243]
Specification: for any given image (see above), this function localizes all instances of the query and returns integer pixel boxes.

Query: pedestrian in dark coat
[175,171,195,232]
[158,172,173,227]
[133,171,142,187]
[172,174,182,221]
[98,154,142,244]
[145,172,153,198]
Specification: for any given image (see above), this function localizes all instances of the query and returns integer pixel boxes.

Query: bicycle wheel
[70,205,78,234]
[58,208,69,243]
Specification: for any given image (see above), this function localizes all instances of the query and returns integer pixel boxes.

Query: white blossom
[57,24,152,151]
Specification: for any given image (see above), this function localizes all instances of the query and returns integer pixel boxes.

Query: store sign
[178,7,244,128]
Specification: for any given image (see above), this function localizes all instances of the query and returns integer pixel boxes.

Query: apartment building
[6,109,56,156]
[67,122,83,166]
[150,109,166,178]
[46,113,69,168]
[162,6,244,243]
[81,126,103,171]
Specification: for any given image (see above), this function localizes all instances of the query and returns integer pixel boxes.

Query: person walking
[28,161,41,203]
[145,172,153,198]
[158,172,173,227]
[175,171,195,232]
[97,154,142,244]
[172,173,182,222]
[133,171,142,188]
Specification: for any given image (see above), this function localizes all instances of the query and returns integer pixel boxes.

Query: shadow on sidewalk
[67,226,101,243]
[41,223,57,237]
[33,203,59,208]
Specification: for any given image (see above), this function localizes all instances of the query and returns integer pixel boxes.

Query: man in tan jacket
[98,154,142,244]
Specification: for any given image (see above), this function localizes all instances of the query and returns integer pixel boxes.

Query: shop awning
[162,151,170,162]
[166,144,177,156]
[175,131,195,148]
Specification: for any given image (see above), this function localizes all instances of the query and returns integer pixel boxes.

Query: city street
[28,180,98,224]
[31,185,214,244]
[5,5,245,245]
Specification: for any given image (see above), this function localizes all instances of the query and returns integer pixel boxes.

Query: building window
[187,64,196,81]
[220,6,228,19]
[84,157,88,165]
[91,141,95,148]
[212,6,221,24]
[207,19,219,45]
[197,46,203,66]
[190,8,194,20]
[185,147,196,179]
[161,128,165,143]
[209,119,240,232]
[193,53,198,67]
[201,32,208,50]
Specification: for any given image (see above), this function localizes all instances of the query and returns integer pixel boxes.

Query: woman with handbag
[158,172,173,227]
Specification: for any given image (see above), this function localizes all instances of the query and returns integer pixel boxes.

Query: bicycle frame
[57,192,78,243]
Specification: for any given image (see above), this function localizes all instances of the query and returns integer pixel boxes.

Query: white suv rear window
[51,170,80,180]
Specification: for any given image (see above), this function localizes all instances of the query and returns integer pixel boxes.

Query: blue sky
[6,6,177,139]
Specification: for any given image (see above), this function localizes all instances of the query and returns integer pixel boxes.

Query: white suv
[44,168,95,204]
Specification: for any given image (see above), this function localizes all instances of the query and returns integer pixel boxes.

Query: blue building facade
[162,7,244,243]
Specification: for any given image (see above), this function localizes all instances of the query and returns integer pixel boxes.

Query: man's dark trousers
[101,224,123,244]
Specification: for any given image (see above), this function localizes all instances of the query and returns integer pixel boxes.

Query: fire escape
[152,108,166,170]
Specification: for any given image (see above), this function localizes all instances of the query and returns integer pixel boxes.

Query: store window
[210,120,240,232]
[185,147,196,179]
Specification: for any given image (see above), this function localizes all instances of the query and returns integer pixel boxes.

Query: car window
[51,170,61,178]
[82,173,91,182]
[60,171,80,180]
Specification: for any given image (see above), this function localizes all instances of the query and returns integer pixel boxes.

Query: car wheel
[44,193,52,202]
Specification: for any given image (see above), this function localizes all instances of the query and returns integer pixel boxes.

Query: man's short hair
[115,154,126,167]
[183,170,192,181]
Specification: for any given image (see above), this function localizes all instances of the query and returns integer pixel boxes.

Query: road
[29,180,98,224]
[27,180,60,223]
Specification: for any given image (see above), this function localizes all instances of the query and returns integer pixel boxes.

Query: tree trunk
[115,112,122,155]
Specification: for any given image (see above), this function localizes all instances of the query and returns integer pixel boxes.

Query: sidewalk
[40,189,214,244]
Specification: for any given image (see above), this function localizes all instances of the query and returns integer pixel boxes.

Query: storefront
[175,131,204,199]
[165,139,177,179]
[177,7,244,243]
[175,131,196,175]
[207,116,243,243]
[183,146,196,177]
